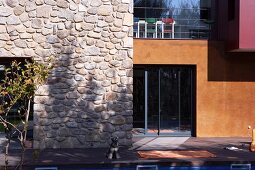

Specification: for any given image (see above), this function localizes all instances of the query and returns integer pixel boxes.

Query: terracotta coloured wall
[134,39,255,137]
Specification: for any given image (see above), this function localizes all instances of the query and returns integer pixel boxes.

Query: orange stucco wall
[134,39,255,137]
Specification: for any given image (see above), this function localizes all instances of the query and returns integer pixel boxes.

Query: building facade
[133,0,255,138]
[0,0,133,148]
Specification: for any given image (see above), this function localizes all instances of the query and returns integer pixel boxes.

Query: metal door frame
[143,65,195,136]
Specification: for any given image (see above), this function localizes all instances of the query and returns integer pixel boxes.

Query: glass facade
[133,65,196,136]
[134,0,214,39]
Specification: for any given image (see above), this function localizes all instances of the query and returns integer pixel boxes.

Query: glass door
[159,68,179,134]
[133,65,195,136]
[159,67,193,135]
[147,67,159,135]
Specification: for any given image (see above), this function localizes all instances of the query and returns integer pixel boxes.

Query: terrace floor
[1,136,255,169]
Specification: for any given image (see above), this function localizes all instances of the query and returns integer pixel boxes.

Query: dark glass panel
[133,65,195,136]
[159,67,179,133]
[134,0,146,18]
[179,68,192,132]
[147,67,159,134]
[133,66,145,134]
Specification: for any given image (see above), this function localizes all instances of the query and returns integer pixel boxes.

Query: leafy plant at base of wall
[0,59,52,169]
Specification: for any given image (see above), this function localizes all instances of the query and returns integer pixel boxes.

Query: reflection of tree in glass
[175,0,200,26]
[173,0,200,38]
[134,0,175,19]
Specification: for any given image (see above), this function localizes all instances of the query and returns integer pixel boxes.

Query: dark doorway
[133,65,196,136]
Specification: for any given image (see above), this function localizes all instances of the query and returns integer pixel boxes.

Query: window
[134,0,213,39]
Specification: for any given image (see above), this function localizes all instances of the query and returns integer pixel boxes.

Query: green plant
[0,59,52,169]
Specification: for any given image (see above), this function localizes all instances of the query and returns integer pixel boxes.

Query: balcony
[134,0,214,40]
[133,17,211,39]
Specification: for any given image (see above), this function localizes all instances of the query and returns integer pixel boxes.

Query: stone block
[14,5,24,16]
[85,15,98,23]
[6,0,19,7]
[20,33,32,39]
[7,16,21,25]
[98,5,113,16]
[31,19,43,29]
[110,115,125,125]
[58,9,74,21]
[123,13,133,26]
[0,7,12,17]
[87,7,98,15]
[117,4,129,12]
[74,14,83,23]
[90,0,102,7]
[102,123,115,132]
[19,12,29,22]
[57,30,70,39]
[112,131,126,138]
[95,105,106,112]
[25,1,36,12]
[14,39,27,48]
[105,68,117,78]
[37,6,52,18]
[66,122,78,128]
[114,32,126,38]
[58,127,71,137]
[87,46,100,55]
[57,0,68,8]
[67,92,80,99]
[45,0,56,5]
[78,4,86,12]
[122,0,130,4]
[34,104,45,112]
[123,36,132,48]
[0,25,6,33]
[69,1,77,11]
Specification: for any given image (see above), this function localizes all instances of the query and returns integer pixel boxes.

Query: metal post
[145,71,148,134]
[145,22,147,38]
[172,22,175,39]
[158,69,161,135]
[137,22,140,38]
[190,69,193,133]
[178,71,181,131]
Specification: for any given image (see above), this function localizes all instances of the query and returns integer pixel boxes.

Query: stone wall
[0,0,133,148]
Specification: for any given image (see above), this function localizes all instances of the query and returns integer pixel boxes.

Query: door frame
[134,64,197,137]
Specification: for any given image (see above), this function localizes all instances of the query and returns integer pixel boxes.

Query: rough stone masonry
[0,0,133,148]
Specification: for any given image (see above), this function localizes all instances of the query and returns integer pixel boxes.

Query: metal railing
[134,7,213,39]
[133,17,211,39]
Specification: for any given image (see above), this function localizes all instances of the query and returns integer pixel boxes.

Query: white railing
[133,18,211,39]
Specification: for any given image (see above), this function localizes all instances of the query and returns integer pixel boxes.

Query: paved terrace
[1,137,255,169]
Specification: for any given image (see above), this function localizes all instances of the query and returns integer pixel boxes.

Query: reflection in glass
[147,67,159,134]
[134,0,214,39]
[133,65,195,136]
[133,67,145,135]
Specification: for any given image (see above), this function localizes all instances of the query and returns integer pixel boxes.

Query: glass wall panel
[147,67,159,134]
[133,66,145,135]
[133,65,195,136]
[159,68,179,134]
[134,0,215,39]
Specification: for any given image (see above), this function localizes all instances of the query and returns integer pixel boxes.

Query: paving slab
[1,137,255,169]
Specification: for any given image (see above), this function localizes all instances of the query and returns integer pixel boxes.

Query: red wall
[239,0,255,49]
[217,0,255,51]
